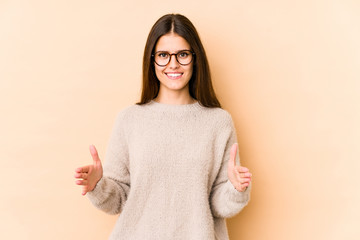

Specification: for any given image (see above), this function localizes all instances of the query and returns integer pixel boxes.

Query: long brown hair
[137,14,221,108]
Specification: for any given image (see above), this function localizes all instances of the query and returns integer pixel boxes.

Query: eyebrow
[154,49,191,53]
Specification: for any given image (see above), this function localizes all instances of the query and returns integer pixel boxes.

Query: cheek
[154,66,163,80]
[186,65,194,79]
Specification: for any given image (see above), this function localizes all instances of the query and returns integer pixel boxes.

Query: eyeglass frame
[152,50,195,67]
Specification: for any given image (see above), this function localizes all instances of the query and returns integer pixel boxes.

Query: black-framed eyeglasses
[152,50,195,67]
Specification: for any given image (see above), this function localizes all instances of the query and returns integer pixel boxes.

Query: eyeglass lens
[154,50,193,66]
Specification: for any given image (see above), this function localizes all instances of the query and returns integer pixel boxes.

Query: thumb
[89,144,101,165]
[229,143,238,167]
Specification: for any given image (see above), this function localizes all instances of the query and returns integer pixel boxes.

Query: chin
[166,85,188,91]
[159,80,189,91]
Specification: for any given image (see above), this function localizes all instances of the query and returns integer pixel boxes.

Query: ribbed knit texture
[87,100,251,240]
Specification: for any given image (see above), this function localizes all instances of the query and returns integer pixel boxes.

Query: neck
[155,88,195,105]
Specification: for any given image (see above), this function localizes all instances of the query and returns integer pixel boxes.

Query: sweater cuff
[87,177,105,203]
[225,180,251,202]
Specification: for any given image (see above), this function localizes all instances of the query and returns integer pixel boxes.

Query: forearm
[87,176,130,215]
[210,180,251,218]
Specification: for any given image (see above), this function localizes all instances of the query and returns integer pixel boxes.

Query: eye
[157,52,169,58]
[178,51,189,58]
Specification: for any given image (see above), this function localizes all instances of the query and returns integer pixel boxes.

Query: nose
[168,54,179,69]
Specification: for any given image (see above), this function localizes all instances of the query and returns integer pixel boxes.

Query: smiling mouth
[165,73,183,80]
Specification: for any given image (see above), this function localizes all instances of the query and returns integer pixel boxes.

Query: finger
[238,172,252,178]
[240,178,251,184]
[75,179,88,185]
[235,175,251,183]
[75,166,90,173]
[229,143,238,167]
[236,166,249,173]
[82,186,90,196]
[234,182,247,192]
[74,172,88,180]
[81,186,88,196]
[237,182,250,192]
[89,145,101,165]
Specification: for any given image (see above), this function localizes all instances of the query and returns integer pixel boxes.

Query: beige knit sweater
[87,100,251,240]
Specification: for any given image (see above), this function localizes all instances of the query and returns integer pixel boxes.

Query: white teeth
[166,73,182,77]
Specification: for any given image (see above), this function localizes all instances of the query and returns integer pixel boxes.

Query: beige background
[1,0,359,239]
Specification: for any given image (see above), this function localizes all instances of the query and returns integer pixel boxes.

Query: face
[154,33,193,96]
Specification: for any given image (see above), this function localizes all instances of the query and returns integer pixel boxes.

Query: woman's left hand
[227,143,252,192]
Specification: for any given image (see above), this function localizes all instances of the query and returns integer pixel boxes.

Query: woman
[75,14,252,240]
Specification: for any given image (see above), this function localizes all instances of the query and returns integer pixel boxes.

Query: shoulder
[115,103,147,119]
[201,106,234,127]
[110,104,144,128]
[207,107,232,120]
[118,104,139,115]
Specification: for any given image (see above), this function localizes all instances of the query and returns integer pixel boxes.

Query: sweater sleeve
[87,111,130,215]
[209,114,251,218]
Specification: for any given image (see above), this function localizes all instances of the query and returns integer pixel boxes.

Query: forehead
[155,33,191,52]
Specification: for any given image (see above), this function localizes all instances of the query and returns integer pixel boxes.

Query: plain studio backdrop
[1,0,359,239]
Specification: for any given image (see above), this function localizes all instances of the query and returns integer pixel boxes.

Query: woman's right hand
[75,145,103,195]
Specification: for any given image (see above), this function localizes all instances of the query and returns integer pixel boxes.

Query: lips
[165,72,183,80]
